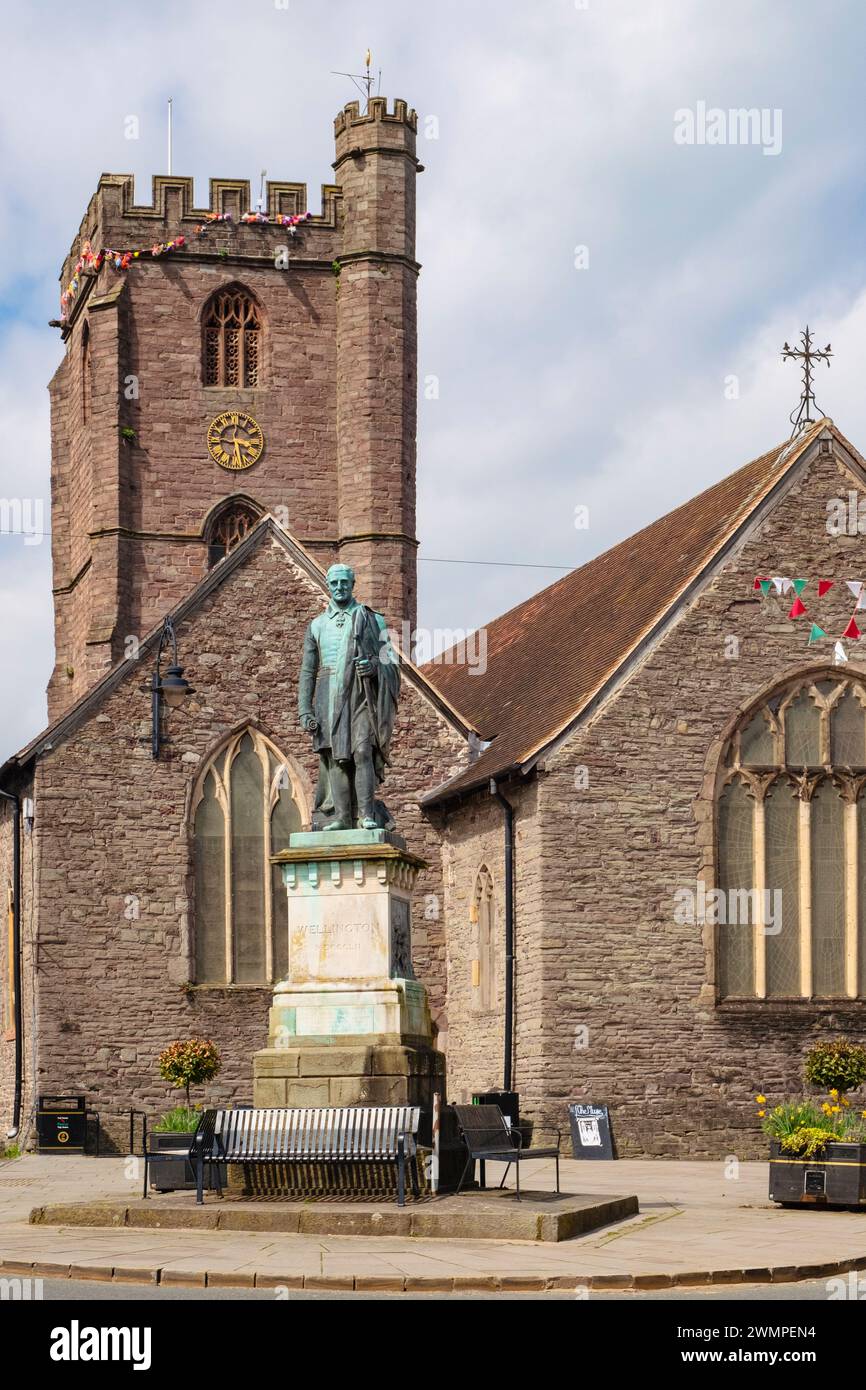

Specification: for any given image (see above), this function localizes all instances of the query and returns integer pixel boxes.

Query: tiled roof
[420,421,828,802]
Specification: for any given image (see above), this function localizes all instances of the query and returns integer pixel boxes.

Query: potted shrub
[150,1039,222,1192]
[761,1038,866,1208]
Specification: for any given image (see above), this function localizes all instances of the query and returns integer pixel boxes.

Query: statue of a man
[298,564,400,830]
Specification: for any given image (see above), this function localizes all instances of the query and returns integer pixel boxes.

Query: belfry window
[193,730,305,984]
[717,674,866,1000]
[205,498,261,568]
[203,288,261,387]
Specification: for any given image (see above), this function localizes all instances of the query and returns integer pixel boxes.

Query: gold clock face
[206,411,264,471]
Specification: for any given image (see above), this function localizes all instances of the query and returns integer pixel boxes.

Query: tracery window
[717,674,866,1000]
[193,729,305,984]
[203,287,261,387]
[205,498,261,568]
[469,866,497,1011]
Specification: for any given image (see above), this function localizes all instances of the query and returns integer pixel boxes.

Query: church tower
[47,98,420,719]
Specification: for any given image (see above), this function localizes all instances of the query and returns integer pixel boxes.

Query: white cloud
[3,0,866,751]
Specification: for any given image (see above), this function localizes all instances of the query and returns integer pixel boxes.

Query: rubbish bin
[36,1095,87,1153]
[471,1090,519,1128]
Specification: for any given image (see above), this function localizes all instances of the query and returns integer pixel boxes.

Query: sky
[3,0,866,759]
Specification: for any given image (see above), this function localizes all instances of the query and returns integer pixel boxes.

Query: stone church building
[2,96,865,1157]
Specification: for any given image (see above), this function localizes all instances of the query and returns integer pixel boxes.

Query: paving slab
[3,1152,866,1292]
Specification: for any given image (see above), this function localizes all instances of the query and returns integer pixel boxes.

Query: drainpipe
[0,788,22,1137]
[489,778,515,1091]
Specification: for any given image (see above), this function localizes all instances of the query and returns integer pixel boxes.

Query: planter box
[148,1132,226,1193]
[769,1141,866,1208]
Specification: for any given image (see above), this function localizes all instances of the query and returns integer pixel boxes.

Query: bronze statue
[298,564,400,830]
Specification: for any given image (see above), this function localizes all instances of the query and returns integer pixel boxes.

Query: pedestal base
[253,1040,445,1109]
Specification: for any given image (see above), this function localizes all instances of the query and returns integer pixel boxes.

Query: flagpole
[167,97,173,175]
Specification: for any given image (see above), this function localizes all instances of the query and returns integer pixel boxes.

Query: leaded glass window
[192,729,304,984]
[718,674,866,1000]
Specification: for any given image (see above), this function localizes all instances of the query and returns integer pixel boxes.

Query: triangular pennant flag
[753,576,769,590]
[788,596,807,618]
[772,577,786,594]
[857,591,866,611]
[781,578,795,594]
[793,578,808,595]
[843,616,861,640]
[818,579,834,597]
[759,579,772,595]
[835,641,848,665]
[808,623,826,644]
[846,580,863,599]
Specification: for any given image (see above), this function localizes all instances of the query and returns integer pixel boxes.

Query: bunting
[753,573,866,656]
[59,209,313,321]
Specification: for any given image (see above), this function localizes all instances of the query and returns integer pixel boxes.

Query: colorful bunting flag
[808,623,826,644]
[843,616,861,640]
[846,581,864,599]
[818,579,834,597]
[788,596,807,618]
[835,641,848,665]
[793,578,808,595]
[759,579,772,595]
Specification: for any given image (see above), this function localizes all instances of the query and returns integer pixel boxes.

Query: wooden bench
[145,1105,423,1207]
[453,1104,561,1200]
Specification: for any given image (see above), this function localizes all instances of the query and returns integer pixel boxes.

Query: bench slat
[206,1105,420,1161]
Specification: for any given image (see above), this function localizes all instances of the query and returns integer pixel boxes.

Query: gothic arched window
[469,866,497,1011]
[205,498,262,568]
[717,673,866,1000]
[203,287,261,387]
[192,729,306,984]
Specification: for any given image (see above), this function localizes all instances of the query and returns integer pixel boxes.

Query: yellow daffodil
[829,1089,839,1099]
[756,1094,766,1104]
[757,1110,766,1118]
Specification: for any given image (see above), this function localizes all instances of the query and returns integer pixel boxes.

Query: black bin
[37,1095,87,1153]
[471,1090,519,1128]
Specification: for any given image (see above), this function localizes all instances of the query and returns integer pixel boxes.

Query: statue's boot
[322,818,349,831]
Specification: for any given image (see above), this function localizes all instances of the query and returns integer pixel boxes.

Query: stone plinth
[253,830,445,1109]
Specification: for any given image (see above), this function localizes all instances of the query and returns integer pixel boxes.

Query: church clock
[206,411,265,471]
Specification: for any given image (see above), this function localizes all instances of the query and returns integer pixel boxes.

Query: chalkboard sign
[568,1103,615,1160]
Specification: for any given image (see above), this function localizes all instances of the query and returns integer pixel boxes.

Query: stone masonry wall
[5,535,466,1148]
[48,98,420,719]
[530,434,866,1157]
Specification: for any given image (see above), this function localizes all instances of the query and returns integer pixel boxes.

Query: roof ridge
[420,420,829,801]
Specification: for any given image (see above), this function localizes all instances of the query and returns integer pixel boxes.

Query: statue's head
[326,563,355,607]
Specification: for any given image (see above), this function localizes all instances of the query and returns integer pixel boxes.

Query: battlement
[57,98,419,325]
[96,172,341,225]
[333,96,417,136]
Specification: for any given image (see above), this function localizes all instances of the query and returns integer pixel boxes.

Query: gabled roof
[0,517,477,781]
[420,418,838,804]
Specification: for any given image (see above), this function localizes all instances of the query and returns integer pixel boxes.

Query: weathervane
[332,49,381,112]
[782,326,832,435]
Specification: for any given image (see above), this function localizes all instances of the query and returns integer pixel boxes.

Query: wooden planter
[769,1140,866,1208]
